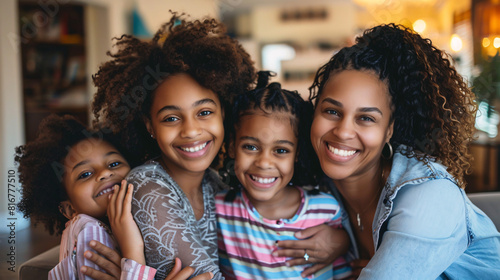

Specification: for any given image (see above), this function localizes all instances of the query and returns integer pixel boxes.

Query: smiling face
[311,70,394,181]
[232,112,298,204]
[146,73,224,178]
[62,139,130,219]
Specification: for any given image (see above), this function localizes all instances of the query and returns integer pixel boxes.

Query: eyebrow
[156,98,217,116]
[71,151,120,172]
[239,136,295,147]
[321,97,383,116]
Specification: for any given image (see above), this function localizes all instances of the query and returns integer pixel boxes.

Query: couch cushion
[18,245,59,280]
[468,192,500,231]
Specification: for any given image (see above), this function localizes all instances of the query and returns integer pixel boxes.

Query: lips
[95,183,118,198]
[178,141,208,153]
[247,174,279,190]
[327,143,357,156]
[325,142,358,162]
[176,141,212,158]
[250,175,277,184]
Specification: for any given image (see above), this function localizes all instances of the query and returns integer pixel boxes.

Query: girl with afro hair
[308,23,500,278]
[15,114,158,279]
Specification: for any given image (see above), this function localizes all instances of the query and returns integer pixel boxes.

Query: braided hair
[223,71,319,190]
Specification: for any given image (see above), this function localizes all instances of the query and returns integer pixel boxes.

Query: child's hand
[107,180,145,264]
[164,258,214,280]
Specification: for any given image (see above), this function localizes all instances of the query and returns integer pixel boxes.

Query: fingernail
[296,232,302,238]
[286,262,290,267]
[272,251,278,257]
[89,240,96,247]
[209,272,214,277]
[81,266,87,273]
[85,251,92,258]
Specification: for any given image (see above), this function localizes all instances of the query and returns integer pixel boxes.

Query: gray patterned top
[127,160,225,280]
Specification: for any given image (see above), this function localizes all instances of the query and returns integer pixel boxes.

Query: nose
[97,168,114,181]
[255,151,273,169]
[180,117,202,138]
[333,119,355,140]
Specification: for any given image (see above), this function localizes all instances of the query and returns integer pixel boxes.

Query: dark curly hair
[15,115,126,235]
[223,71,319,191]
[92,13,256,163]
[309,23,477,188]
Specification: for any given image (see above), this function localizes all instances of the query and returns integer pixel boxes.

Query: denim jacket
[327,145,500,279]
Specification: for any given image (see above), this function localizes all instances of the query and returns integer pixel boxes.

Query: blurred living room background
[1,0,499,278]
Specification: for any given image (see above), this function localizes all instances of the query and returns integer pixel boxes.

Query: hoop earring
[382,142,393,160]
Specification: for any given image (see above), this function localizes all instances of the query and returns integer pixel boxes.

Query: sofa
[18,192,500,280]
[467,192,500,231]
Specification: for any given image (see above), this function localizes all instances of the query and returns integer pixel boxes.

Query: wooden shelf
[19,3,89,142]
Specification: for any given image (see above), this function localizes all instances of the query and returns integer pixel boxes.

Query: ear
[59,200,77,220]
[385,121,394,143]
[143,116,155,138]
[228,138,235,158]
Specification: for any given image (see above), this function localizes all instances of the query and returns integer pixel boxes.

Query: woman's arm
[358,179,467,279]
[82,242,213,280]
[273,224,350,277]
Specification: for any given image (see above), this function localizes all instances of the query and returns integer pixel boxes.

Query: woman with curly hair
[305,24,500,278]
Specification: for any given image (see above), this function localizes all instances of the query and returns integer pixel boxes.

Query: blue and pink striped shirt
[216,187,351,280]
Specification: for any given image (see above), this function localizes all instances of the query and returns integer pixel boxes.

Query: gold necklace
[349,167,385,232]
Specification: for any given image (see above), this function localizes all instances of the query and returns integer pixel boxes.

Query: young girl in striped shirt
[216,72,352,280]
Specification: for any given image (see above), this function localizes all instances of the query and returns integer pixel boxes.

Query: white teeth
[96,187,113,197]
[180,142,208,153]
[328,144,356,157]
[250,175,277,184]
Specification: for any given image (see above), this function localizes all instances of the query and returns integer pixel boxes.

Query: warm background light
[451,34,463,52]
[494,37,500,48]
[413,19,427,33]
[483,37,491,47]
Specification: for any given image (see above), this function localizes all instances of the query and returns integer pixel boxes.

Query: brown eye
[199,110,213,116]
[78,171,92,180]
[276,148,289,154]
[360,116,375,122]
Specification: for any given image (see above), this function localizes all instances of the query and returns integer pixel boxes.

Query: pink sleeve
[121,258,157,280]
[49,256,76,280]
[75,223,117,279]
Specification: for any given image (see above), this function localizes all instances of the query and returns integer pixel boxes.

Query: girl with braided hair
[216,71,351,279]
[308,23,500,279]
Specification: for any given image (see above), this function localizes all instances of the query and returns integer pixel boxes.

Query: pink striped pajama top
[49,214,156,280]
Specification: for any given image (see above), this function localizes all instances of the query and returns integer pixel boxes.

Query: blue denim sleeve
[359,179,468,279]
